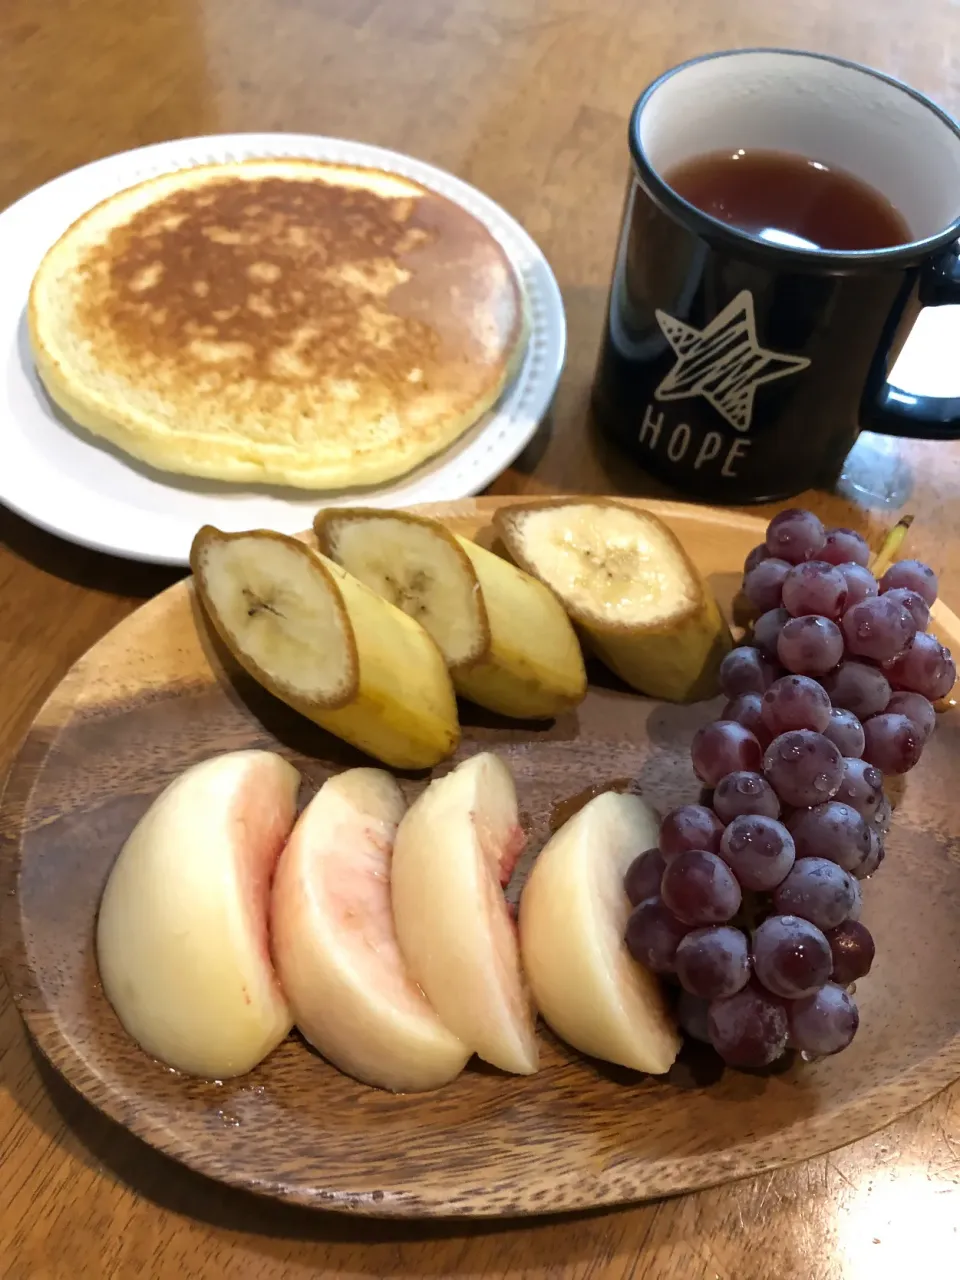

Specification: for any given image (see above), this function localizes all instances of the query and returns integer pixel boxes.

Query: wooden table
[3,1,960,1275]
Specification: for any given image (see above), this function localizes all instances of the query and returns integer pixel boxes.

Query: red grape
[719,813,795,890]
[752,607,790,655]
[822,660,891,719]
[862,712,923,774]
[677,991,712,1042]
[763,730,844,807]
[744,558,791,611]
[624,850,666,907]
[787,801,873,872]
[854,829,884,879]
[691,721,762,786]
[822,706,865,757]
[752,914,833,998]
[675,925,751,999]
[719,646,779,698]
[765,508,826,564]
[772,857,858,930]
[834,757,884,820]
[743,544,771,575]
[879,558,938,605]
[761,673,832,734]
[659,804,725,858]
[789,984,859,1055]
[777,615,844,675]
[827,920,875,985]
[882,587,930,632]
[884,690,936,741]
[819,528,871,567]
[661,850,742,925]
[884,632,956,700]
[707,982,790,1068]
[870,794,892,836]
[841,595,916,663]
[625,898,688,973]
[848,878,863,921]
[713,771,780,822]
[781,561,848,620]
[722,692,768,743]
[928,651,955,700]
[836,562,878,608]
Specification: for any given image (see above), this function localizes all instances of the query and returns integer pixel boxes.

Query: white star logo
[654,290,810,433]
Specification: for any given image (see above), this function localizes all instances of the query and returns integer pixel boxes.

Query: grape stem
[870,514,914,579]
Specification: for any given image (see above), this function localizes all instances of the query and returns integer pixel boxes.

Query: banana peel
[493,499,732,703]
[454,536,587,717]
[190,526,460,769]
[314,508,587,719]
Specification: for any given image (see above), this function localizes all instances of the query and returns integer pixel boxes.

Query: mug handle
[865,242,960,440]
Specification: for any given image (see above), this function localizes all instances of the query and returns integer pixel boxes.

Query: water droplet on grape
[813,773,833,792]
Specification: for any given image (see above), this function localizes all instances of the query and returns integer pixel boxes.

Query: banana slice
[494,499,732,702]
[314,508,586,720]
[191,526,460,768]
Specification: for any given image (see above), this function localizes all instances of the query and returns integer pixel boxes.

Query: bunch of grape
[623,508,955,1070]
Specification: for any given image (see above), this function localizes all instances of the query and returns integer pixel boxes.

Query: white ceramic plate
[0,134,565,565]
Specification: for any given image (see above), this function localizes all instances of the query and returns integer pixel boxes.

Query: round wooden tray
[2,496,960,1219]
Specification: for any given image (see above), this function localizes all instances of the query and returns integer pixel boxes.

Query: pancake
[28,159,528,490]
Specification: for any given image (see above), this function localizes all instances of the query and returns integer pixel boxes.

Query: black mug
[592,48,960,503]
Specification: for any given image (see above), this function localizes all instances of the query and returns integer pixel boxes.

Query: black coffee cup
[592,48,960,504]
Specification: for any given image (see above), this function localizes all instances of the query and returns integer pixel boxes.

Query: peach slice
[391,753,538,1075]
[519,791,681,1074]
[270,769,469,1092]
[96,750,299,1078]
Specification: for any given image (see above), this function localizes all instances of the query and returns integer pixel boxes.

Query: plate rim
[4,495,960,1218]
[0,134,566,566]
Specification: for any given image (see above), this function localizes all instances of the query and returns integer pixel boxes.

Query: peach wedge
[271,769,470,1092]
[391,753,538,1075]
[96,750,299,1078]
[520,791,680,1074]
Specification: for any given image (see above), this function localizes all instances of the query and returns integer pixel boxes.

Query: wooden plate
[3,496,960,1219]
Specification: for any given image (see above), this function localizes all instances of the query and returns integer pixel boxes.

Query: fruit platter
[2,495,960,1219]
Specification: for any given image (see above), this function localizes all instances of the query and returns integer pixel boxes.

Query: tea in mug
[665,148,911,251]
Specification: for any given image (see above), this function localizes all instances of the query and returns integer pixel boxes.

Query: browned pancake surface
[79,169,518,411]
[30,161,526,487]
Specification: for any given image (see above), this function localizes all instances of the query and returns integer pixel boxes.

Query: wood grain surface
[5,498,960,1222]
[3,0,960,1275]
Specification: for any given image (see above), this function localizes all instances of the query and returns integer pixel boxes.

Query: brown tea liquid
[665,148,911,251]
